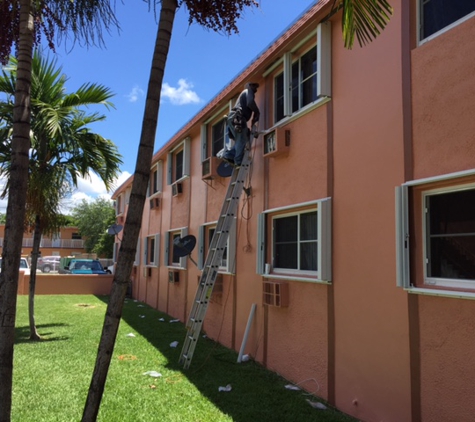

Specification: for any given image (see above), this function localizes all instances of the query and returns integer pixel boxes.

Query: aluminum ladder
[179,145,252,369]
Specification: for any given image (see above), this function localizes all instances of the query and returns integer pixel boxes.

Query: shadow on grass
[15,323,70,344]
[95,295,355,422]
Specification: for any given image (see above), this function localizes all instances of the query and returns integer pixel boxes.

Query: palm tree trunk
[82,0,178,420]
[28,215,41,341]
[0,0,33,419]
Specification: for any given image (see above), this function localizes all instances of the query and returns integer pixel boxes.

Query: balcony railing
[0,238,84,249]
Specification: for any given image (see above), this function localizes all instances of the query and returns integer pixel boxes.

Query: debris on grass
[218,384,232,392]
[118,354,137,361]
[158,318,165,322]
[126,333,136,337]
[143,371,162,378]
[139,315,145,318]
[170,341,179,348]
[169,319,180,323]
[306,400,327,410]
[285,384,301,391]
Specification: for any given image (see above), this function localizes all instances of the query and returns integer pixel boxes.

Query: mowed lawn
[12,295,357,422]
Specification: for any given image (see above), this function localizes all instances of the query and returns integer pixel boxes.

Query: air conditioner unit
[262,281,289,307]
[149,197,160,209]
[202,156,220,180]
[263,127,290,158]
[169,269,180,283]
[172,182,183,197]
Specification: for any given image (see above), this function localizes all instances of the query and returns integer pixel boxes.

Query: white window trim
[167,137,191,185]
[417,1,475,45]
[144,234,160,267]
[116,193,125,216]
[198,219,237,274]
[396,168,475,294]
[134,238,140,266]
[165,227,189,269]
[257,198,331,283]
[272,22,331,125]
[148,160,163,198]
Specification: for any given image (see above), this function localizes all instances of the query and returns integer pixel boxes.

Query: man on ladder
[223,82,260,167]
[179,82,260,369]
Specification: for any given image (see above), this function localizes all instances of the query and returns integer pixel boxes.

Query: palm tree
[0,2,119,418]
[82,0,393,419]
[0,52,122,340]
[0,51,122,340]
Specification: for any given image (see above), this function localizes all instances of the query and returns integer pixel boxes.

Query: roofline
[152,0,332,162]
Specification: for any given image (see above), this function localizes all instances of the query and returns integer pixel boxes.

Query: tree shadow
[15,323,70,344]
[95,296,351,422]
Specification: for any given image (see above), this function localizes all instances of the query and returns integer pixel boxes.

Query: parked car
[0,257,30,275]
[37,256,61,273]
[62,259,110,275]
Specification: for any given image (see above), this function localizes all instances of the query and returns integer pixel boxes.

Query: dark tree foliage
[0,0,119,65]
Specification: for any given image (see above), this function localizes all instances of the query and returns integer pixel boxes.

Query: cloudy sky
[1,0,318,213]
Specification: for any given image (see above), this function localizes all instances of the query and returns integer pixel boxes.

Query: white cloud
[0,171,133,215]
[161,79,202,105]
[127,85,144,103]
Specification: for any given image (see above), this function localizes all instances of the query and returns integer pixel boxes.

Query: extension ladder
[179,143,253,369]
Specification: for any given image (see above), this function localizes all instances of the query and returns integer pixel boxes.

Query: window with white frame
[419,0,475,42]
[144,234,160,267]
[198,218,237,273]
[200,106,232,162]
[164,227,189,268]
[396,174,475,291]
[273,22,331,124]
[115,194,124,215]
[167,138,191,185]
[148,161,163,196]
[257,198,331,282]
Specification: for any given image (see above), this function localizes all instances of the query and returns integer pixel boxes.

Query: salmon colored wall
[412,18,475,179]
[17,273,113,295]
[418,295,475,421]
[411,14,475,422]
[331,2,412,420]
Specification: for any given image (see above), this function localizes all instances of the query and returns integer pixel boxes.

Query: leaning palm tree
[0,2,119,418]
[82,0,393,419]
[0,51,122,341]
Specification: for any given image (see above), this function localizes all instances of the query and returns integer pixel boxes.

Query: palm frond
[340,0,393,49]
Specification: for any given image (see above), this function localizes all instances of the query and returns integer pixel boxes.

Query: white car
[0,257,30,275]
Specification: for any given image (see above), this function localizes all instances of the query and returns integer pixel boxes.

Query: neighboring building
[112,2,475,421]
[0,225,85,257]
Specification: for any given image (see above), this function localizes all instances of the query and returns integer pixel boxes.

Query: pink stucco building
[112,1,475,420]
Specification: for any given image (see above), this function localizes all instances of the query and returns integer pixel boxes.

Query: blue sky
[2,0,319,211]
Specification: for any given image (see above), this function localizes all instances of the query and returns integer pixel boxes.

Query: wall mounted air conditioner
[149,197,160,209]
[172,182,183,197]
[202,156,220,180]
[262,280,289,307]
[169,269,180,283]
[263,127,290,158]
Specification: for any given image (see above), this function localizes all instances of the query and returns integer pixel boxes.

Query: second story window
[148,161,163,197]
[212,119,226,157]
[167,138,191,185]
[420,0,475,42]
[273,22,331,124]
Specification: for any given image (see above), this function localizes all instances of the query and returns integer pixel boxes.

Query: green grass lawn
[13,295,357,422]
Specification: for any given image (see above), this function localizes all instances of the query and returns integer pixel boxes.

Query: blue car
[63,259,110,275]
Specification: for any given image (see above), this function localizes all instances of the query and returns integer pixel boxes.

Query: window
[164,227,189,268]
[198,218,237,273]
[425,188,475,281]
[115,194,124,215]
[144,234,160,267]
[200,108,231,162]
[257,198,331,282]
[148,161,163,196]
[212,119,227,157]
[167,138,191,185]
[273,211,317,271]
[419,0,475,42]
[273,22,331,124]
[72,233,82,240]
[396,173,475,292]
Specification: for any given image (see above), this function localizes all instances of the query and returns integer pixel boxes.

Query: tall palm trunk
[82,0,178,420]
[28,215,41,340]
[0,0,34,420]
